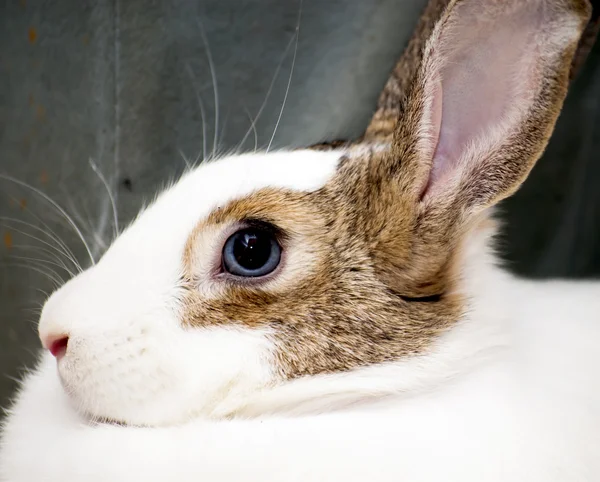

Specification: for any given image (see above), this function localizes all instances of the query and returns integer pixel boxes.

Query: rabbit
[1,0,599,480]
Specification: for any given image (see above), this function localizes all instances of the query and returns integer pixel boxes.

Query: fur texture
[1,0,599,480]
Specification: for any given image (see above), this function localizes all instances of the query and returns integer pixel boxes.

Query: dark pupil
[233,230,272,270]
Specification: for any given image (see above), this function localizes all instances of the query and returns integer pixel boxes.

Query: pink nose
[44,334,70,359]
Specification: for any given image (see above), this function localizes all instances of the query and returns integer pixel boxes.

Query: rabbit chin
[53,324,277,427]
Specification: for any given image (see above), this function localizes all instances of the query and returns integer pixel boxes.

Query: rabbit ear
[396,0,590,210]
[352,0,589,298]
[364,0,450,142]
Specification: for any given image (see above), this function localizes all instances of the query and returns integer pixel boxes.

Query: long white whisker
[35,288,52,299]
[75,195,109,254]
[89,158,119,240]
[1,262,63,289]
[8,197,83,272]
[237,28,298,151]
[186,64,209,163]
[61,192,108,257]
[243,107,259,152]
[217,107,231,155]
[10,254,76,278]
[267,1,303,153]
[11,244,75,275]
[4,374,24,385]
[0,218,81,271]
[178,149,192,170]
[22,306,44,316]
[0,174,95,265]
[196,17,219,160]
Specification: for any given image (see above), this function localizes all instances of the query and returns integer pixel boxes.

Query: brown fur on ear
[311,0,595,151]
[570,0,600,80]
[349,0,591,297]
[331,147,462,298]
[363,0,450,143]
[362,0,596,143]
[400,0,590,209]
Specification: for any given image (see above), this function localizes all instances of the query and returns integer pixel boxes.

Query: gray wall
[1,0,599,410]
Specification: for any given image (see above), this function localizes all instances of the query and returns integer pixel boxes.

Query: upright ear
[358,0,590,297]
[407,0,590,209]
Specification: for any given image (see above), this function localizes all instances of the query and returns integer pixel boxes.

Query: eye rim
[220,219,284,279]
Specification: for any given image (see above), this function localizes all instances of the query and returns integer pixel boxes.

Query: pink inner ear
[422,1,547,198]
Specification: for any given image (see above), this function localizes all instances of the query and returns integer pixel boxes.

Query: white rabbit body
[2,216,599,481]
[1,0,599,480]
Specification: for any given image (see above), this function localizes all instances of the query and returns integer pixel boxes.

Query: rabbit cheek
[54,323,180,425]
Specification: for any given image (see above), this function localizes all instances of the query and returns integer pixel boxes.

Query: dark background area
[1,0,599,410]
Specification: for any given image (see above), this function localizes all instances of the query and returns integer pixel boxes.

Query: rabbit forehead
[128,149,340,239]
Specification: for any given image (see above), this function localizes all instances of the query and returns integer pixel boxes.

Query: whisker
[22,347,40,363]
[243,106,259,152]
[35,288,51,299]
[267,0,303,153]
[60,187,108,258]
[0,174,95,265]
[237,27,298,151]
[6,198,83,273]
[186,64,209,163]
[10,254,76,278]
[11,244,75,275]
[22,307,44,317]
[1,262,63,289]
[196,17,219,160]
[23,296,45,309]
[73,194,109,255]
[25,261,65,285]
[4,374,23,385]
[216,107,232,155]
[89,158,119,240]
[178,149,193,170]
[0,218,81,271]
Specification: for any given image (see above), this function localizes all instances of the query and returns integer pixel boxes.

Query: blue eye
[222,227,281,277]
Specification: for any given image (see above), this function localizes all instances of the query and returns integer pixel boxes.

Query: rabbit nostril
[47,335,69,359]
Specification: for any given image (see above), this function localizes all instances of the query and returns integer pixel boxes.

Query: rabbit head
[37,0,589,427]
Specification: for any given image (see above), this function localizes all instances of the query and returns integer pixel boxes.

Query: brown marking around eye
[178,169,466,380]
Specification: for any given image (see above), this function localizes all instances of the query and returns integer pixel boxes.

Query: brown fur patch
[180,161,464,379]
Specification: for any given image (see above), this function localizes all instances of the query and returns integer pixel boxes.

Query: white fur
[1,150,600,481]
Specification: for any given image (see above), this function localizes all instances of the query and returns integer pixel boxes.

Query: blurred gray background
[0,0,599,410]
